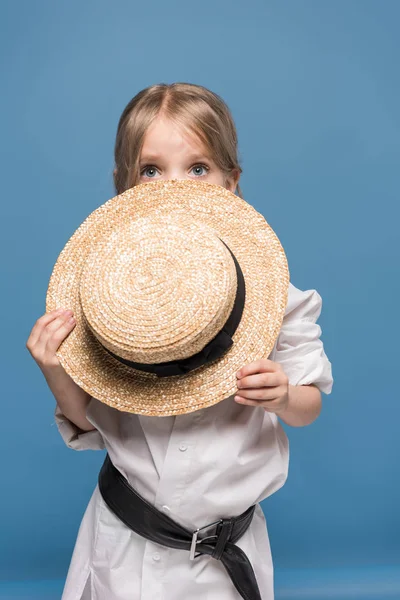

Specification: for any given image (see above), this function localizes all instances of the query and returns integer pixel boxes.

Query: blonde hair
[113,83,243,197]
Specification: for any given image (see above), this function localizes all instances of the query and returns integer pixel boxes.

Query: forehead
[141,116,210,159]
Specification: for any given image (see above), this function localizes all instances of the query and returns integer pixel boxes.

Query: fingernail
[236,370,241,378]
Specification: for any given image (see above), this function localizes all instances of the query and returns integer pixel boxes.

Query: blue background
[1,0,399,598]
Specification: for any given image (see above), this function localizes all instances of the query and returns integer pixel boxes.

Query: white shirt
[55,282,333,600]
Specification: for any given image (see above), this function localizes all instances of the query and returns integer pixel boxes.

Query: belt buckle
[189,519,223,561]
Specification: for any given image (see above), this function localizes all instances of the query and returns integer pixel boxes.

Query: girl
[26,82,333,600]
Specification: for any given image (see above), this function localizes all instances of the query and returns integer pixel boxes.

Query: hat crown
[79,214,238,364]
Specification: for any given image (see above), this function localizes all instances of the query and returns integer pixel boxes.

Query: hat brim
[46,180,289,416]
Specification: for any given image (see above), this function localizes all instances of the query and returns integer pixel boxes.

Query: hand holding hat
[235,358,290,415]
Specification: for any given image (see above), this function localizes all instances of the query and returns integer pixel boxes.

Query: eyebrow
[139,153,211,165]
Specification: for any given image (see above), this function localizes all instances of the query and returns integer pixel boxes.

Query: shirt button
[162,505,170,513]
[153,553,161,562]
[179,443,188,452]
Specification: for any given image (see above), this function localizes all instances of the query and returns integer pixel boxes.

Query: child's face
[139,116,239,193]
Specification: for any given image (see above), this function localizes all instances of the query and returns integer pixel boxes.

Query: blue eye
[142,166,158,178]
[191,164,209,177]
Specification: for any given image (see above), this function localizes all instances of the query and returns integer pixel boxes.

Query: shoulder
[283,282,323,323]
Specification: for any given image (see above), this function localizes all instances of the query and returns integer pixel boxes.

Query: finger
[236,359,279,379]
[234,396,264,407]
[237,372,281,389]
[45,315,76,355]
[27,313,74,363]
[34,311,74,353]
[27,308,69,348]
[234,395,285,412]
[235,387,277,401]
[44,310,74,336]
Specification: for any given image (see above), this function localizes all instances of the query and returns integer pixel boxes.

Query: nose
[164,169,189,181]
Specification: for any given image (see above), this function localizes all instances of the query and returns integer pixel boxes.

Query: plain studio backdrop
[1,1,399,599]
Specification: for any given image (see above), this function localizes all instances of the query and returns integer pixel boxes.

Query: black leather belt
[98,454,262,600]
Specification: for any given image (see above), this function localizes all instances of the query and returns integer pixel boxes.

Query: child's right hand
[26,308,96,432]
[26,308,76,372]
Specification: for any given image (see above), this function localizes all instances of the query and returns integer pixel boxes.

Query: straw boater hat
[46,179,289,417]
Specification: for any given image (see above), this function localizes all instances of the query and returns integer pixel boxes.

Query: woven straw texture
[46,179,289,416]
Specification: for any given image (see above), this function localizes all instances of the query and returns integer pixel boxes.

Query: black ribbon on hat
[102,241,246,377]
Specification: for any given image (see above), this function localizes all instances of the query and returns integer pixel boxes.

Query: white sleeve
[270,282,334,394]
[54,400,105,451]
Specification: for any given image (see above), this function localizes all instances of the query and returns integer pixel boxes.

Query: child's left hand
[235,359,289,415]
